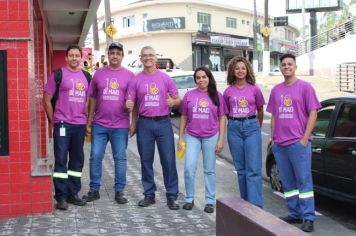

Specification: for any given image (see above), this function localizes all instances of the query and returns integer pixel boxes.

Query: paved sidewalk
[0,143,215,236]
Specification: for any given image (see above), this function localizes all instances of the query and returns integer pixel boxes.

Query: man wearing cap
[43,44,88,210]
[126,46,181,210]
[83,42,135,204]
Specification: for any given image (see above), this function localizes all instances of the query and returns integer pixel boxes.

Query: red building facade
[0,0,99,219]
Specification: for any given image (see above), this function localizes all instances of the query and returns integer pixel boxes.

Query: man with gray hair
[126,46,181,210]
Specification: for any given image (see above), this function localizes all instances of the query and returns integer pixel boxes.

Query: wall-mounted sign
[210,36,249,47]
[144,17,185,32]
[0,51,9,156]
[274,16,288,27]
[286,0,342,13]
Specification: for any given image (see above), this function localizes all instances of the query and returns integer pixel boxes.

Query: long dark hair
[226,56,255,85]
[194,66,220,107]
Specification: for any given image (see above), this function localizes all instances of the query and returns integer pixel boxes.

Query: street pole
[253,0,258,72]
[104,0,112,50]
[302,0,306,54]
[262,0,270,76]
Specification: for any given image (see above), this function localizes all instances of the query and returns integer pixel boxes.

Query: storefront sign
[210,36,249,47]
[270,39,297,53]
[0,51,9,156]
[144,17,185,32]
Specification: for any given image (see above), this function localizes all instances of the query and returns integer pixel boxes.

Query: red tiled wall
[0,0,53,219]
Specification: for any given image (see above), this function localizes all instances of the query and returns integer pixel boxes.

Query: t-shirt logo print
[110,79,119,90]
[149,83,159,95]
[283,95,292,106]
[278,95,294,119]
[199,98,209,108]
[76,80,85,91]
[238,96,248,108]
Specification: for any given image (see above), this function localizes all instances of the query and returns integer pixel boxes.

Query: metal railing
[297,17,355,56]
[336,63,356,92]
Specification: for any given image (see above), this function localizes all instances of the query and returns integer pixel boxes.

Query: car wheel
[269,159,283,193]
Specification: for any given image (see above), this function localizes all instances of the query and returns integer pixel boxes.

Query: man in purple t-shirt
[82,42,135,204]
[43,44,88,210]
[266,53,320,233]
[126,46,181,210]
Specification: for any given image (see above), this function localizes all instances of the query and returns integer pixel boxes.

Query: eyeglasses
[108,42,123,50]
[140,54,156,58]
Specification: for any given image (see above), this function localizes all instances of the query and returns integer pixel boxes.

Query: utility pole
[104,0,112,49]
[262,0,270,76]
[253,0,258,72]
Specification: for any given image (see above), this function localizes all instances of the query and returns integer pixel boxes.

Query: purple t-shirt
[223,83,265,117]
[44,67,89,125]
[126,70,178,116]
[266,79,321,146]
[88,67,134,128]
[180,88,226,138]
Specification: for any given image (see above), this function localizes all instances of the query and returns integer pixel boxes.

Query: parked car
[126,57,180,73]
[167,71,196,115]
[266,95,356,203]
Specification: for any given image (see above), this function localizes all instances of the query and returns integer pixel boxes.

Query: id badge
[60,123,66,137]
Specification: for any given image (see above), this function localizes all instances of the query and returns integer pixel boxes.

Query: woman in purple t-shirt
[178,66,226,213]
[223,57,265,208]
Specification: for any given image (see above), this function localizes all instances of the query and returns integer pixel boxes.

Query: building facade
[99,0,299,71]
[0,0,100,219]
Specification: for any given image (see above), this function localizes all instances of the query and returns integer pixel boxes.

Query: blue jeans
[53,123,86,202]
[227,118,263,208]
[272,141,315,221]
[136,117,178,199]
[89,123,128,192]
[184,133,218,205]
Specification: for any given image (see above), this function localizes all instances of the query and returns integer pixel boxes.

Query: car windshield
[173,75,196,89]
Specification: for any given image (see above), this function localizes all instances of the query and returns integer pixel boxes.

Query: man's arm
[270,115,275,144]
[43,93,54,125]
[87,97,97,129]
[300,110,318,146]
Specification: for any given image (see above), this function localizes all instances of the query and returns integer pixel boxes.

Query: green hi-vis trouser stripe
[284,189,299,198]
[53,172,68,179]
[67,170,82,177]
[299,191,314,199]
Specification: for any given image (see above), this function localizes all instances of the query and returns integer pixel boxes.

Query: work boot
[67,194,86,206]
[83,190,100,202]
[138,196,155,207]
[56,200,68,210]
[115,192,128,204]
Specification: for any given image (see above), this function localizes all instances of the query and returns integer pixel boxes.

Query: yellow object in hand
[177,142,186,159]
[85,127,92,143]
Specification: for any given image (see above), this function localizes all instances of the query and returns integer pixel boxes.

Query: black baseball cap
[108,42,124,50]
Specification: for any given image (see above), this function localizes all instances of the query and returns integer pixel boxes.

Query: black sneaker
[67,194,87,206]
[167,198,180,210]
[115,192,128,204]
[83,191,100,202]
[204,204,214,213]
[138,196,155,207]
[182,201,194,210]
[301,219,314,232]
[279,215,303,224]
[56,200,68,210]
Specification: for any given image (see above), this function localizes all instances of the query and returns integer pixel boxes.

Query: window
[241,19,245,24]
[312,104,335,137]
[333,104,356,137]
[226,17,237,28]
[197,12,211,25]
[123,15,135,28]
[246,20,250,25]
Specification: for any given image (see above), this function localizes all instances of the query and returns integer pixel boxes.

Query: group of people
[43,42,319,233]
